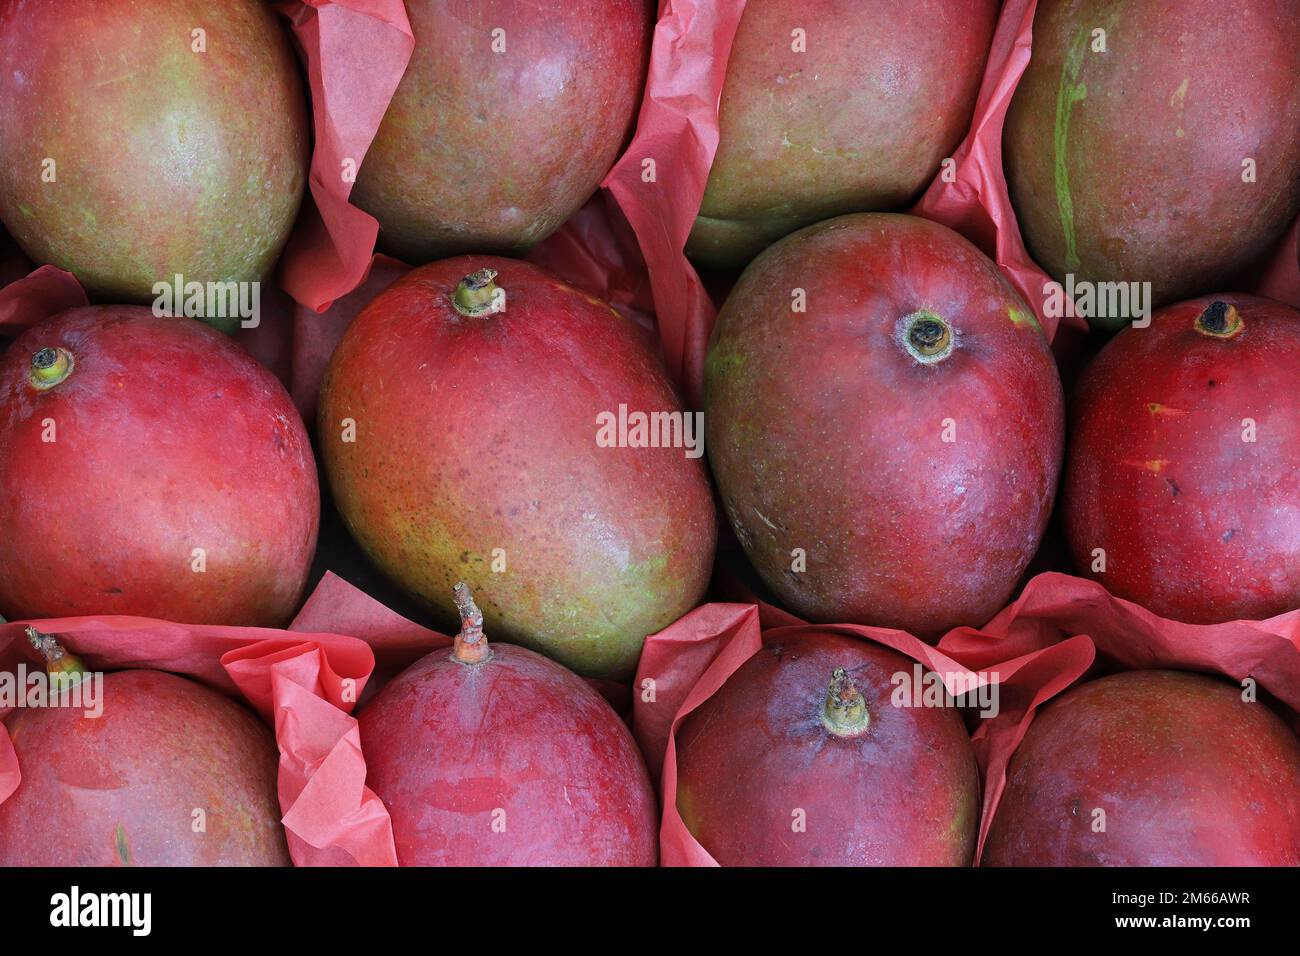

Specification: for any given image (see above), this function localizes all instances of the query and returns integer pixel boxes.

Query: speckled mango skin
[676,631,979,866]
[1004,0,1300,329]
[359,642,657,866]
[351,0,651,263]
[687,0,997,270]
[0,0,308,331]
[705,214,1064,638]
[983,670,1300,866]
[318,256,716,680]
[1063,295,1300,623]
[0,670,289,866]
[0,307,320,627]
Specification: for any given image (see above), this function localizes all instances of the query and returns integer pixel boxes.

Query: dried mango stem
[451,583,491,664]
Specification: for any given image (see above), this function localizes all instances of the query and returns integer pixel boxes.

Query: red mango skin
[0,670,289,866]
[1064,295,1300,623]
[351,0,651,263]
[0,307,319,626]
[983,670,1300,866]
[705,214,1065,638]
[675,631,979,866]
[0,0,308,330]
[318,256,716,680]
[1004,0,1300,329]
[358,642,657,866]
[1060,295,1300,621]
[687,0,998,270]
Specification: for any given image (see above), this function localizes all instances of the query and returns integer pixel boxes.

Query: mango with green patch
[318,258,716,680]
[351,0,651,263]
[0,0,308,333]
[1004,0,1300,330]
[687,0,998,270]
